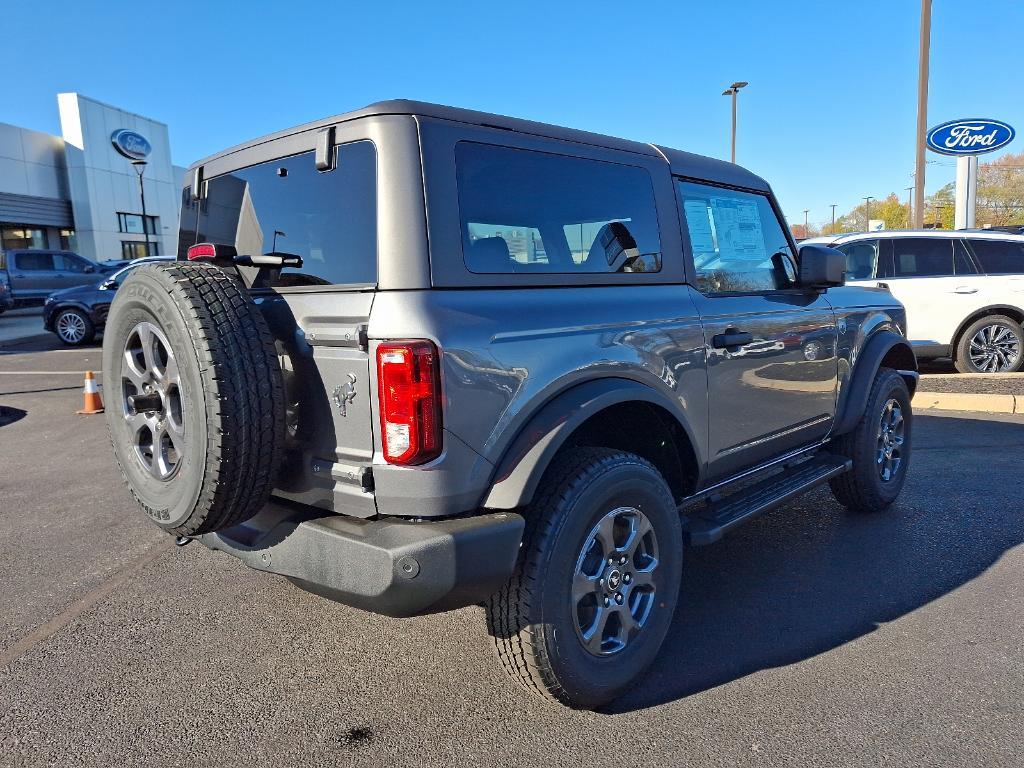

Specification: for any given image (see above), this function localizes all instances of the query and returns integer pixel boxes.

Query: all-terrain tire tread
[109,262,285,536]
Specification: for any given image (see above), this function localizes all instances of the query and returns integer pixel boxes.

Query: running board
[681,455,851,546]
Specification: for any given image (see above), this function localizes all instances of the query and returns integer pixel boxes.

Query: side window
[57,254,89,272]
[677,180,796,294]
[15,253,55,271]
[892,238,955,277]
[836,240,880,280]
[180,141,377,286]
[456,142,662,275]
[953,240,977,275]
[968,239,1024,274]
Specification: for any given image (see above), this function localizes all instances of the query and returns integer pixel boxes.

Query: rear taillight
[376,340,442,465]
[187,243,217,260]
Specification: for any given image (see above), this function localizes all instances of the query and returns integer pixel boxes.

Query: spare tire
[102,262,285,536]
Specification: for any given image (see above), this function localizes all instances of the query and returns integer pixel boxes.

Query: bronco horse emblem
[332,373,358,417]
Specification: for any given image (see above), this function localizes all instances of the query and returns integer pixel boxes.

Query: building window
[1,226,47,250]
[121,241,155,260]
[117,213,158,235]
[60,229,78,251]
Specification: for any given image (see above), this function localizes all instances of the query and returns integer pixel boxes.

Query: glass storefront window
[60,229,77,251]
[118,213,158,235]
[1,226,47,250]
[121,241,156,260]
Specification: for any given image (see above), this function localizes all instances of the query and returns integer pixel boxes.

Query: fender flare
[833,330,918,436]
[481,378,695,510]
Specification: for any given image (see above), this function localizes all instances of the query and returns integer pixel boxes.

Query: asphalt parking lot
[1,343,1023,768]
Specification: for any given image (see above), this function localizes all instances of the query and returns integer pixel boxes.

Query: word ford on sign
[926,118,1015,157]
[110,129,152,161]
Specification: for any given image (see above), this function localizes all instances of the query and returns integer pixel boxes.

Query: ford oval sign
[110,129,152,161]
[926,118,1015,156]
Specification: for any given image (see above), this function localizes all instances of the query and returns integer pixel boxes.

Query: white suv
[803,230,1024,373]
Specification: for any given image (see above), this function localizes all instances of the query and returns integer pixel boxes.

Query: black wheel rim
[571,505,660,657]
[968,323,1020,372]
[876,398,905,482]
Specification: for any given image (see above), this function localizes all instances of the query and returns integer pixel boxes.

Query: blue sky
[4,0,1022,228]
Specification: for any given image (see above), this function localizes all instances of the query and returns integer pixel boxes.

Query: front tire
[54,308,95,346]
[829,368,912,513]
[486,448,683,709]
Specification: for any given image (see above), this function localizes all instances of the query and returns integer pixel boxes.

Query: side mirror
[84,265,96,274]
[100,279,117,290]
[797,244,845,290]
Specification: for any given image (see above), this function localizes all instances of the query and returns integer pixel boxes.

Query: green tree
[832,193,909,233]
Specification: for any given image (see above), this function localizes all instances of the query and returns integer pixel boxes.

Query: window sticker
[709,197,765,260]
[683,200,717,254]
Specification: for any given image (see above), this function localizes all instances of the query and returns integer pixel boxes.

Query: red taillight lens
[186,243,217,260]
[376,340,442,465]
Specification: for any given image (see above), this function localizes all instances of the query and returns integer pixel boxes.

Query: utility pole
[913,0,932,228]
[131,160,151,257]
[721,81,748,163]
[830,204,838,232]
[863,197,875,231]
[803,209,810,236]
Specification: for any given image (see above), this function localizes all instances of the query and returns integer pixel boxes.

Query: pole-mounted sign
[110,129,152,161]
[925,118,1015,229]
[926,118,1014,156]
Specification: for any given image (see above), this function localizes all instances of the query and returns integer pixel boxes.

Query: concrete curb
[914,391,1020,414]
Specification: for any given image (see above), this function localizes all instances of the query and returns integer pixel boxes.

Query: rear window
[178,141,377,287]
[455,142,661,275]
[968,239,1024,274]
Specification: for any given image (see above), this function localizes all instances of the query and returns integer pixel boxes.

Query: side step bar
[681,455,851,546]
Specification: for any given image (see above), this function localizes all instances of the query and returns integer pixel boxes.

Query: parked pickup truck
[103,100,917,709]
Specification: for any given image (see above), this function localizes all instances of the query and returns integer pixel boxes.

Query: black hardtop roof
[190,99,769,192]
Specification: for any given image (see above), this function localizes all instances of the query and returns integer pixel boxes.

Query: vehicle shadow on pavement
[608,413,1024,714]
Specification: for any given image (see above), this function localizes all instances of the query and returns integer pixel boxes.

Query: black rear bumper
[196,502,524,617]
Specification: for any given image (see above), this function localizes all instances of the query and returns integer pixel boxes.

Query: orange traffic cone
[77,371,104,415]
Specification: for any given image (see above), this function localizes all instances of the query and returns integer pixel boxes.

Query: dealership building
[0,93,184,263]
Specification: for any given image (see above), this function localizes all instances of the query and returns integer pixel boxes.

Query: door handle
[953,286,978,294]
[712,329,754,348]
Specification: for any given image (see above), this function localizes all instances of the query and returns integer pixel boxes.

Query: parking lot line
[0,541,169,670]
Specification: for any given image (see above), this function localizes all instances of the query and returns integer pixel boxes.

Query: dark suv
[103,100,917,709]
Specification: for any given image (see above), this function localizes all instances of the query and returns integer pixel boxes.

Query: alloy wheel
[571,506,660,656]
[56,311,87,344]
[121,322,185,480]
[876,398,905,482]
[968,323,1021,373]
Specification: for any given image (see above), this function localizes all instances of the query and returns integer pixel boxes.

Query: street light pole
[131,160,151,257]
[863,196,875,231]
[905,186,914,225]
[721,81,748,164]
[803,209,810,236]
[913,0,932,228]
[830,204,838,232]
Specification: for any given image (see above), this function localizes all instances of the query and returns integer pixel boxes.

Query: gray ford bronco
[103,100,917,709]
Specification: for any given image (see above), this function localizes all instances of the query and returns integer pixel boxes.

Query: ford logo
[110,129,152,161]
[926,118,1015,157]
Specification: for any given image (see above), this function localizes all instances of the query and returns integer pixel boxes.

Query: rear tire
[829,368,912,513]
[954,314,1024,374]
[486,447,683,709]
[103,262,285,536]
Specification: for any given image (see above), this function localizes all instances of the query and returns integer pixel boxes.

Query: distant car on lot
[0,249,127,307]
[803,230,1024,373]
[43,256,174,345]
[0,269,13,314]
